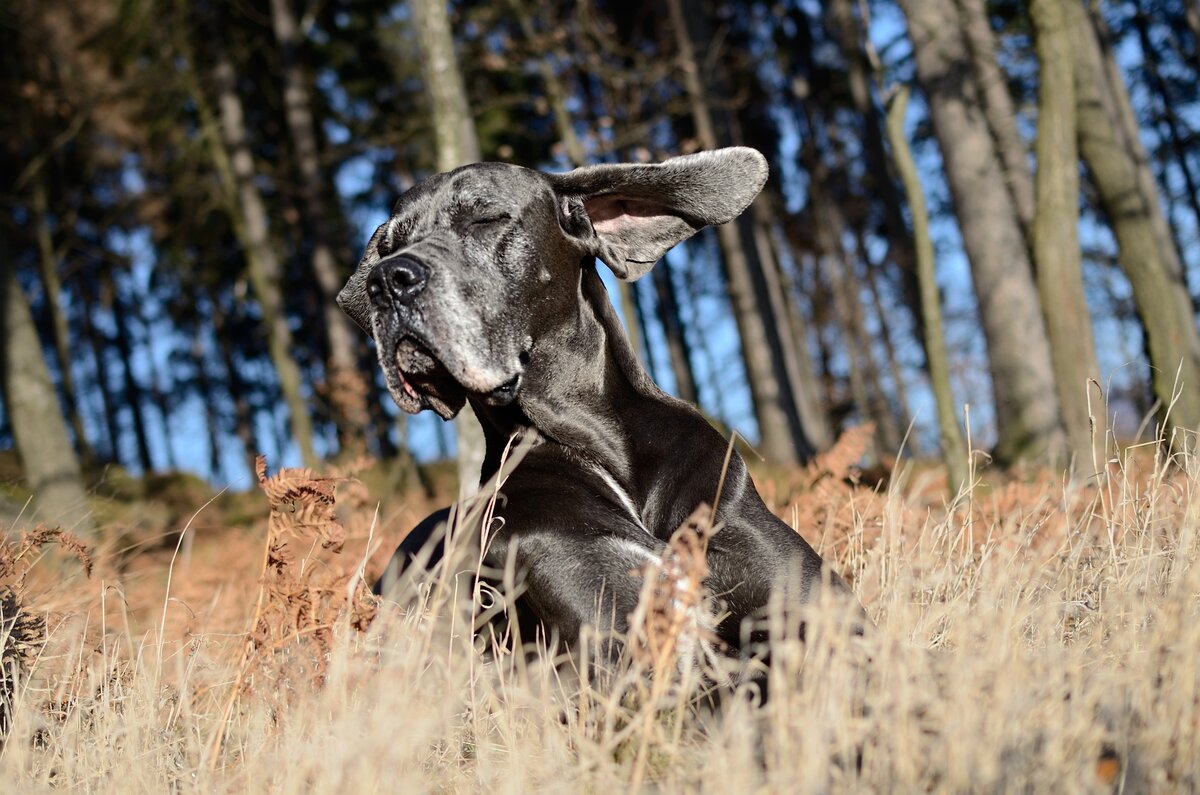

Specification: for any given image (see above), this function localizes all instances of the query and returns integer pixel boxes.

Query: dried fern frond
[256,455,347,552]
[786,425,889,573]
[232,458,379,704]
[1,524,93,742]
[805,422,875,485]
[627,503,719,674]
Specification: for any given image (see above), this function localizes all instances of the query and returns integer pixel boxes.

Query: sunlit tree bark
[28,173,92,465]
[955,0,1036,242]
[899,0,1066,466]
[1069,0,1200,442]
[1,258,95,537]
[1029,0,1105,473]
[827,0,927,360]
[885,87,968,493]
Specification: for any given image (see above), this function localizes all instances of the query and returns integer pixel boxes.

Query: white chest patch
[589,463,648,533]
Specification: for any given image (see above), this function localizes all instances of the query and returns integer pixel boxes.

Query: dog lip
[392,335,445,390]
[483,372,522,406]
[396,369,422,401]
[382,328,526,418]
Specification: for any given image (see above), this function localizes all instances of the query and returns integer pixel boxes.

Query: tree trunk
[802,123,907,456]
[140,309,177,472]
[213,308,261,479]
[1029,0,1105,474]
[107,274,155,474]
[631,282,660,385]
[506,0,584,167]
[822,251,878,458]
[858,230,915,444]
[1091,6,1189,288]
[1068,0,1200,441]
[682,245,731,425]
[386,413,427,499]
[885,87,968,493]
[190,324,223,481]
[207,54,319,469]
[826,0,929,368]
[670,0,815,464]
[30,174,92,465]
[899,0,1066,466]
[749,195,827,456]
[268,0,369,457]
[955,0,1037,242]
[809,272,841,427]
[810,170,901,459]
[1132,0,1200,288]
[79,279,120,463]
[366,372,398,460]
[410,0,488,493]
[768,225,834,450]
[0,260,95,537]
[652,259,699,404]
[1187,0,1200,74]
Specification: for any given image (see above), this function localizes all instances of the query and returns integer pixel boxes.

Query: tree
[268,0,370,456]
[106,271,155,473]
[955,0,1036,242]
[1029,0,1105,473]
[1,260,95,537]
[28,171,93,465]
[668,0,818,464]
[1131,0,1200,263]
[1068,0,1200,443]
[410,0,487,492]
[899,0,1067,465]
[886,87,968,493]
[826,0,928,367]
[805,144,903,457]
[205,46,320,468]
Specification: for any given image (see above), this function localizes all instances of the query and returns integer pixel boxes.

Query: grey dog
[338,147,860,667]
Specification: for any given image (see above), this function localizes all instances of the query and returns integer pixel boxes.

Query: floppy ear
[546,147,768,280]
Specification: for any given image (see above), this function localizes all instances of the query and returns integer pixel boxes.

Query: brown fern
[804,422,875,486]
[1,525,93,743]
[627,503,718,673]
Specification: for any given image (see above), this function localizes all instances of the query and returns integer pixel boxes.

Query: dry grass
[0,432,1197,793]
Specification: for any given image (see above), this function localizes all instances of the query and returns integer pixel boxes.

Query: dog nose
[367,256,429,307]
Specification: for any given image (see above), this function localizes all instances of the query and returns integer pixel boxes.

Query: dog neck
[470,262,705,501]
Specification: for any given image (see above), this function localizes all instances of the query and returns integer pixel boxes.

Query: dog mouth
[384,336,522,420]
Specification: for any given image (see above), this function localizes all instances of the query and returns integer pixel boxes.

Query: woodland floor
[1,427,1197,793]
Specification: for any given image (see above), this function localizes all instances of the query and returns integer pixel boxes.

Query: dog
[339,147,862,667]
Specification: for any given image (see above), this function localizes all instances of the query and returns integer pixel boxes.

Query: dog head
[338,147,768,419]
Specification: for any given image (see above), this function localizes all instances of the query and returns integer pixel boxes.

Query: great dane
[339,147,861,667]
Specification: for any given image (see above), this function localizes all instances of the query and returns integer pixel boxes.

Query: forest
[4,0,1199,534]
[1,1,1200,790]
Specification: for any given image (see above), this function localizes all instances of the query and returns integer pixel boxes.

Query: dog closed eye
[469,214,511,229]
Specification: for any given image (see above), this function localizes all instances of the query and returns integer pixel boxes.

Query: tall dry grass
[0,434,1197,793]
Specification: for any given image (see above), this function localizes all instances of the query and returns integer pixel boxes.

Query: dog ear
[547,147,768,280]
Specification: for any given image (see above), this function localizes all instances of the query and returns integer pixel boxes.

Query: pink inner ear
[585,195,666,234]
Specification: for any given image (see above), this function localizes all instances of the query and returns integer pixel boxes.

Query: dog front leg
[373,506,452,597]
